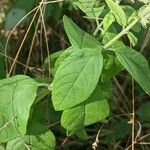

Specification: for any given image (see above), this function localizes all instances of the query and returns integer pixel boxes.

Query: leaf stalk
[103,18,139,49]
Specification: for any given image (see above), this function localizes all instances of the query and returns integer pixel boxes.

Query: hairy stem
[103,18,139,49]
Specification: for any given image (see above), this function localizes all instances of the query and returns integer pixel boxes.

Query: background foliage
[0,0,150,149]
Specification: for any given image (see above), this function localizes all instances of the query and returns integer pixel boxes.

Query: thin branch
[42,0,65,5]
[39,4,51,78]
[0,51,33,69]
[138,133,150,141]
[135,121,142,142]
[24,6,43,74]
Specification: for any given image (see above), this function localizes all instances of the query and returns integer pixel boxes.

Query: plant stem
[38,83,51,90]
[103,18,139,49]
[132,79,135,150]
[93,20,103,36]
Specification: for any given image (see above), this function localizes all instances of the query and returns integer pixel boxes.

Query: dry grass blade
[24,12,42,74]
[0,51,33,70]
[4,6,39,76]
[24,0,49,74]
[39,2,51,78]
[7,8,39,77]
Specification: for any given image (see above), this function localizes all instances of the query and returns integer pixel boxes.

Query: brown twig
[131,79,135,150]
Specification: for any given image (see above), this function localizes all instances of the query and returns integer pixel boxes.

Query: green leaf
[62,105,85,131]
[84,100,109,125]
[137,102,150,122]
[44,50,63,70]
[75,128,88,140]
[127,32,138,47]
[44,50,63,77]
[103,12,115,32]
[61,81,111,132]
[0,145,5,150]
[27,103,49,135]
[34,86,50,105]
[85,80,112,102]
[55,46,75,69]
[44,104,61,124]
[122,5,137,22]
[102,52,123,81]
[74,1,104,18]
[114,47,150,93]
[0,75,38,142]
[122,6,141,33]
[44,47,76,76]
[61,100,109,132]
[63,16,102,48]
[105,0,127,27]
[6,131,56,150]
[52,48,103,110]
